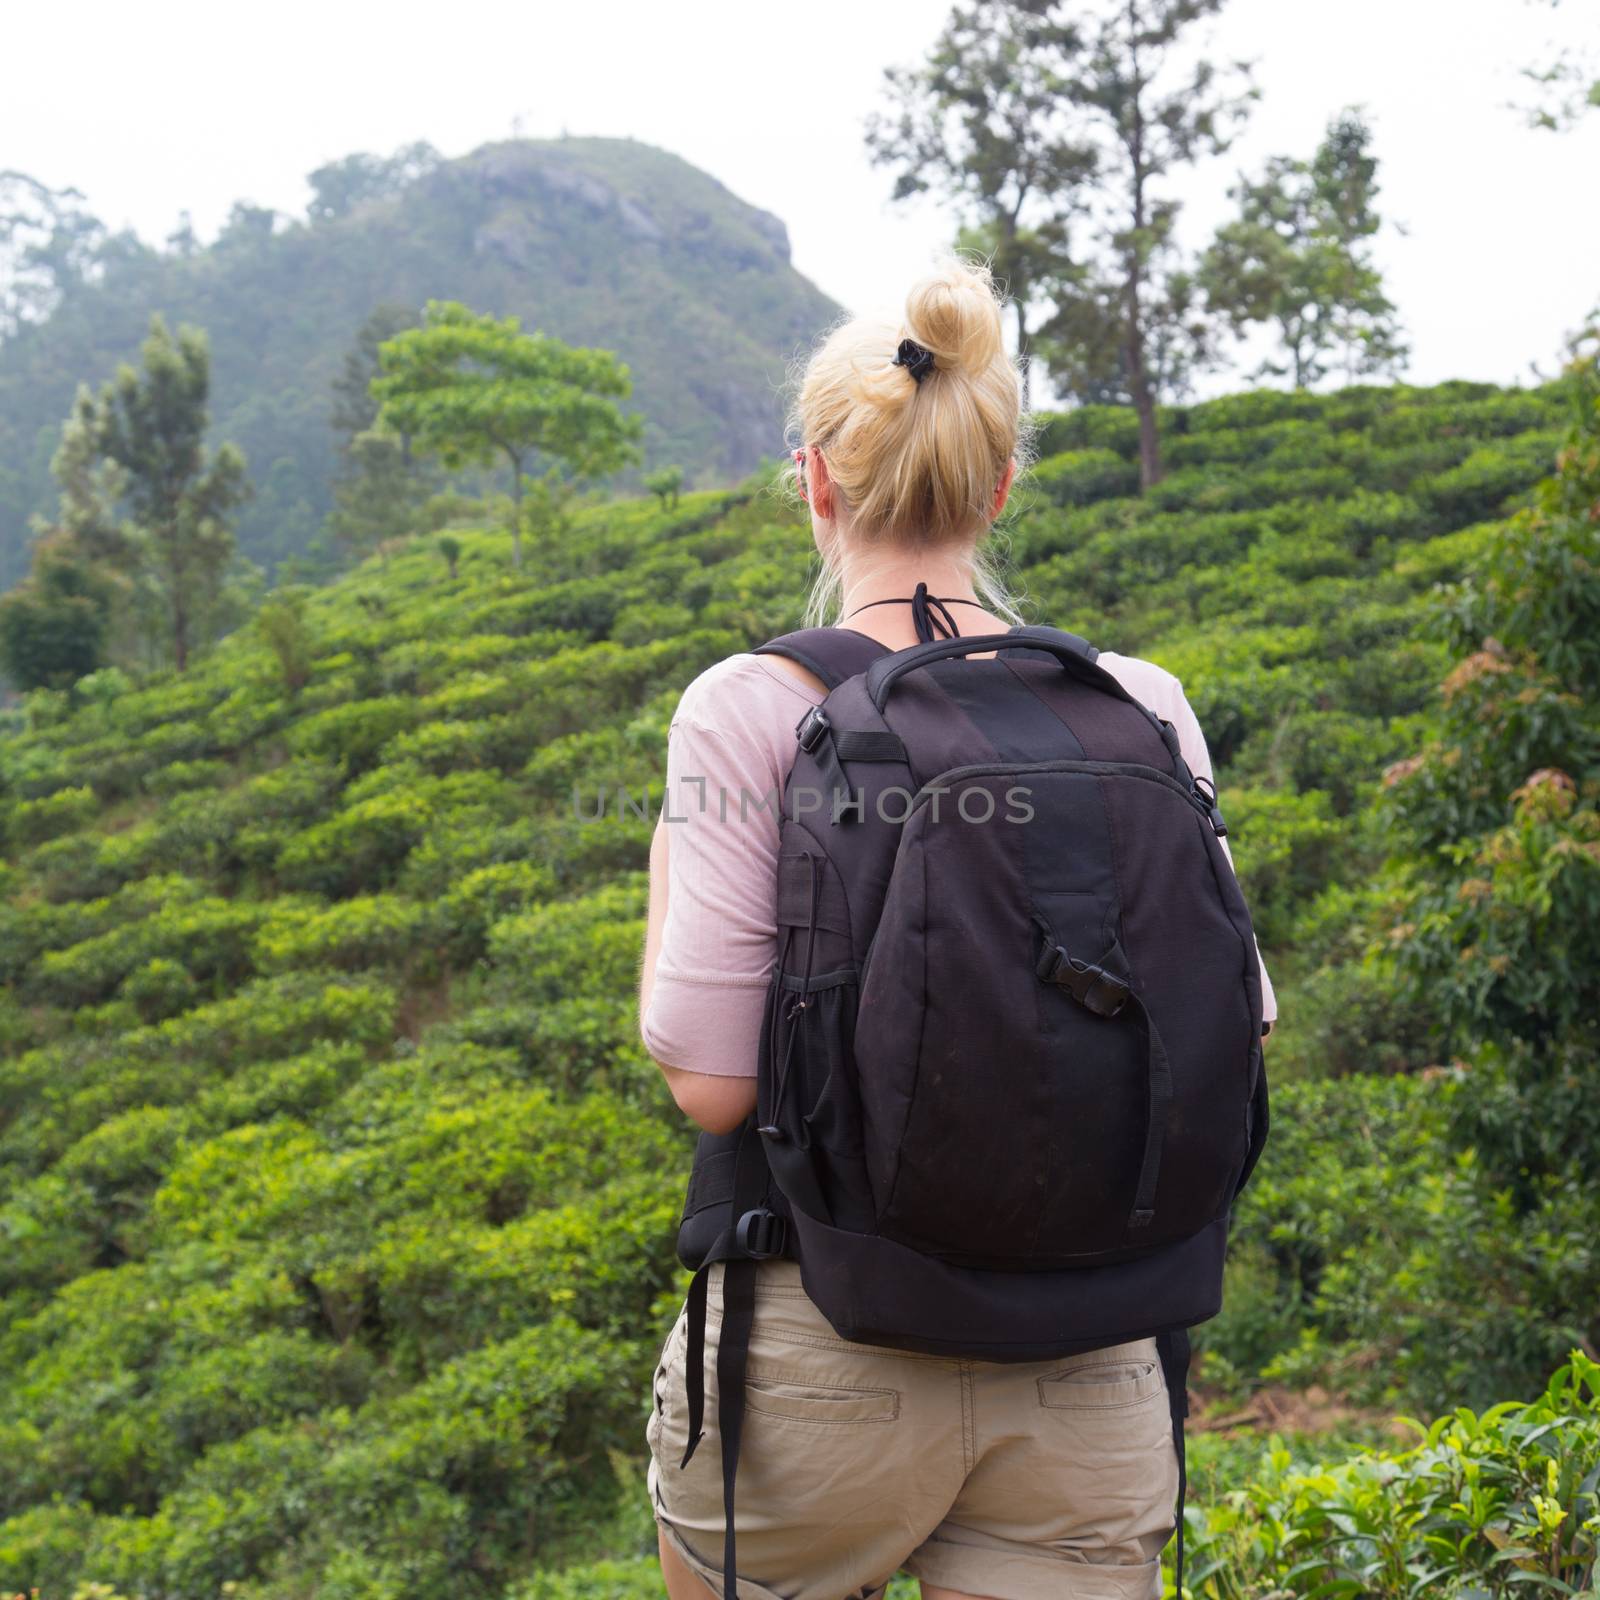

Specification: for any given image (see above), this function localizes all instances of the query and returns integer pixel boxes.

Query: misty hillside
[0,137,839,589]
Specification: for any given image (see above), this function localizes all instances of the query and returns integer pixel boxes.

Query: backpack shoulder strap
[753,627,892,692]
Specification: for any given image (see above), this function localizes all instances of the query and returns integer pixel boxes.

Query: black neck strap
[844,580,988,644]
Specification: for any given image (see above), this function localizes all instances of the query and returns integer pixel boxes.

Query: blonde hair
[781,251,1036,628]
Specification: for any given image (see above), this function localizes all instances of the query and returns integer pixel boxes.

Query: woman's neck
[835,554,1008,649]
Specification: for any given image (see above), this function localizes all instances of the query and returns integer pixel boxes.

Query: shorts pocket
[1037,1356,1164,1410]
[647,1311,686,1457]
[745,1374,899,1425]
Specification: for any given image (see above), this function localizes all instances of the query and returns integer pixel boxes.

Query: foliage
[255,586,317,697]
[5,317,256,682]
[1169,1351,1600,1599]
[0,547,117,692]
[642,465,684,509]
[373,301,643,569]
[1201,108,1407,388]
[1376,341,1600,1157]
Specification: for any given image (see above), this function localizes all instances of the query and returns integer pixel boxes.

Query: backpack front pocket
[852,768,1152,1265]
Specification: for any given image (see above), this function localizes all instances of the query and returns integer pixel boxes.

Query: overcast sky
[6,0,1597,401]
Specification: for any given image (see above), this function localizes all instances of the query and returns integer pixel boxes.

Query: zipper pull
[1191,774,1228,837]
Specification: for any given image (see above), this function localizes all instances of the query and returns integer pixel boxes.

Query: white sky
[5,0,1598,400]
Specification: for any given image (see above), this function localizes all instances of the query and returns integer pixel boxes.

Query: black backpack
[670,622,1270,1600]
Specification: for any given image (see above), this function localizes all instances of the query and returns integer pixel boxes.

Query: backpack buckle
[796,706,830,752]
[735,1207,788,1259]
[1036,943,1132,1019]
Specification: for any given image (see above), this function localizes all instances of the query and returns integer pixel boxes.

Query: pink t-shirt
[642,646,1278,1077]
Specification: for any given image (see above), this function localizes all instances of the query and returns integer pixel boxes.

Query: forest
[1,0,1598,1595]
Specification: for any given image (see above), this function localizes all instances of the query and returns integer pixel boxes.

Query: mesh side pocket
[758,966,874,1231]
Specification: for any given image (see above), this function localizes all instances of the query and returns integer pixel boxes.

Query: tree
[644,465,684,508]
[307,143,440,224]
[0,538,116,692]
[1201,109,1407,389]
[256,586,316,698]
[214,202,280,253]
[0,171,110,336]
[865,1,1097,410]
[80,315,252,671]
[1034,0,1258,487]
[437,533,462,579]
[332,304,421,443]
[326,304,434,567]
[327,429,430,569]
[372,300,643,569]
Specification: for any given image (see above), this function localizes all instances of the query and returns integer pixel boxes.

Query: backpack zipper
[907,758,1221,827]
[856,759,1220,997]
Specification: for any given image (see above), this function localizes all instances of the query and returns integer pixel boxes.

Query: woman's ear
[992,457,1019,518]
[809,447,837,522]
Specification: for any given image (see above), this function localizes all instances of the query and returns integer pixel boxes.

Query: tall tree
[1200,109,1407,389]
[82,316,251,671]
[372,300,642,569]
[331,304,421,444]
[1035,0,1258,488]
[326,304,435,567]
[865,0,1096,410]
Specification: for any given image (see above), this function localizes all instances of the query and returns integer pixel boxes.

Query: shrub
[1173,1351,1600,1599]
[9,784,99,847]
[1026,448,1140,506]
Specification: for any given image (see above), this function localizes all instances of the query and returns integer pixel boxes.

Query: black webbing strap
[716,1257,757,1600]
[1156,1329,1191,1599]
[793,707,910,827]
[679,1263,711,1467]
[811,724,859,826]
[1126,993,1174,1230]
[834,729,907,761]
[676,1118,777,1600]
[1035,931,1172,1232]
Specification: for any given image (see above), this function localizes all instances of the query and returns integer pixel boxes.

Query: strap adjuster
[796,706,830,752]
[735,1207,787,1259]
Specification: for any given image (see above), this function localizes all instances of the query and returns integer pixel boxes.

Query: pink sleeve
[640,667,805,1078]
[1163,680,1279,1026]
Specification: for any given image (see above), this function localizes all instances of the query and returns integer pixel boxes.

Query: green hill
[0,137,839,590]
[1,377,1595,1597]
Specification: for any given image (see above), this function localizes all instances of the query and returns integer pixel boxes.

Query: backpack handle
[865,625,1099,712]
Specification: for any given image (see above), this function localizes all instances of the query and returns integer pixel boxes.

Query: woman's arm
[639,814,759,1134]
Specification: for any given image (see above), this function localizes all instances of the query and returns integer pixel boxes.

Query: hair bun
[902,257,1005,375]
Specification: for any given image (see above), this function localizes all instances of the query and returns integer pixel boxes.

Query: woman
[637,255,1276,1600]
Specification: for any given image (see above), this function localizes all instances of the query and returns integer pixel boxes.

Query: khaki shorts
[646,1259,1179,1600]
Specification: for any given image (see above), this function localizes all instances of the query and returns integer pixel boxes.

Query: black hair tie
[892,338,936,384]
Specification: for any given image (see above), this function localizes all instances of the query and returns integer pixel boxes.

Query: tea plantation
[1,379,1595,1596]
